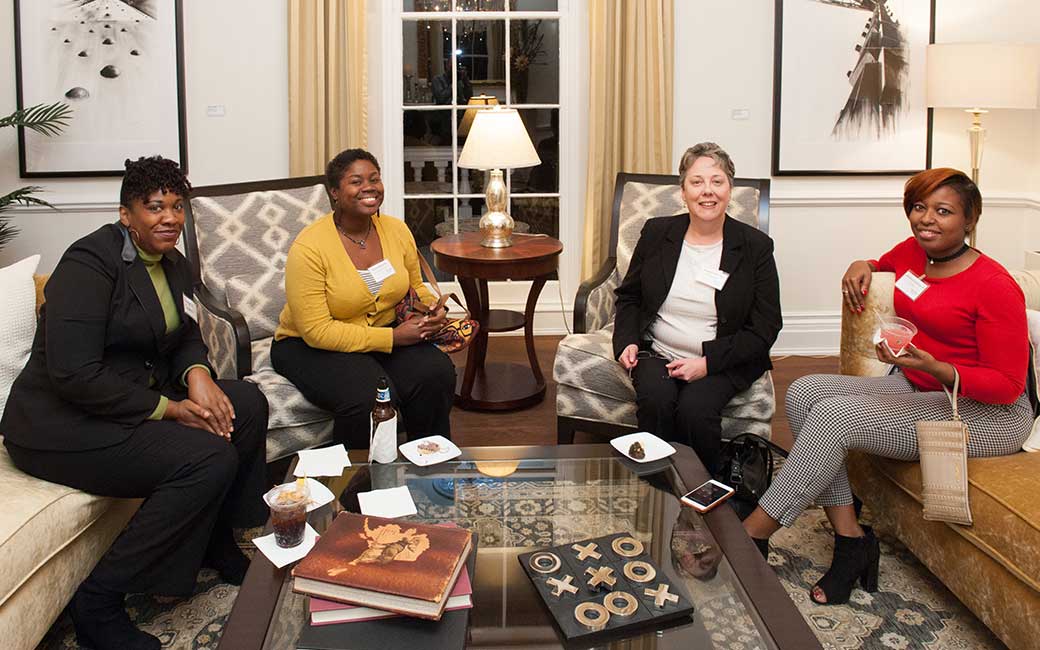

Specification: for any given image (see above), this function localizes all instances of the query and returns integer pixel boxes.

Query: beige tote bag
[916,369,972,526]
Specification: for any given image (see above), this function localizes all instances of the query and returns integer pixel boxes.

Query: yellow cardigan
[274,213,436,353]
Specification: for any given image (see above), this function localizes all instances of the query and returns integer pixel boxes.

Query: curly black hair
[326,148,381,190]
[119,156,192,207]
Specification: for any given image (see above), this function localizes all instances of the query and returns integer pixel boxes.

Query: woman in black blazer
[614,142,782,474]
[1,157,268,650]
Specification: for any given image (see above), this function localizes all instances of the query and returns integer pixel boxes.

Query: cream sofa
[843,271,1040,650]
[0,276,141,650]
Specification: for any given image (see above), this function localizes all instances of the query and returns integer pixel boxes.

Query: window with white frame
[400,0,562,280]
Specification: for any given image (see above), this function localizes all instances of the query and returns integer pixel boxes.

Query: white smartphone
[680,479,735,513]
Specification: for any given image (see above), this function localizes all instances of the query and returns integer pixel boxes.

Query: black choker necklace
[928,243,971,265]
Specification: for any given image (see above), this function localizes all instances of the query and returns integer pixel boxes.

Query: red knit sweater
[872,237,1027,404]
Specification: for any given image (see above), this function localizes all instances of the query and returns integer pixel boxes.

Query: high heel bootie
[70,577,160,650]
[810,525,880,605]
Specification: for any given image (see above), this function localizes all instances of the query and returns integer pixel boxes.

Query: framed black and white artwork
[772,0,934,176]
[14,0,187,177]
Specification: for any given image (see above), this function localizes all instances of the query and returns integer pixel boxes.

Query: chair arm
[574,257,617,334]
[194,284,253,379]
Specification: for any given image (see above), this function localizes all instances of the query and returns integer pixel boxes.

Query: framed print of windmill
[772,0,935,175]
[14,0,187,177]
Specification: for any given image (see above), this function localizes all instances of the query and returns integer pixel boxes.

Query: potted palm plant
[0,102,73,251]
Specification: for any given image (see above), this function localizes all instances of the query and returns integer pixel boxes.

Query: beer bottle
[369,377,398,463]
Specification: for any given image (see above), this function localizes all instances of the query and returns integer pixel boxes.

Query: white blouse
[649,239,723,361]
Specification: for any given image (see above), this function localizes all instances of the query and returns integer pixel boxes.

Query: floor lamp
[926,43,1040,247]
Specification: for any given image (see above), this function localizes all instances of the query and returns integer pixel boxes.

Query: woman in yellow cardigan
[271,149,455,448]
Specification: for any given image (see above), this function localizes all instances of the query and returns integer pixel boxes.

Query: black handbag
[713,433,788,519]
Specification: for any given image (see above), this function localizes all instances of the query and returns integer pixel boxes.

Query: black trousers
[4,379,268,596]
[271,336,455,449]
[632,357,740,474]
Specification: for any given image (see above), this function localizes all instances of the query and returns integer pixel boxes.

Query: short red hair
[903,168,982,226]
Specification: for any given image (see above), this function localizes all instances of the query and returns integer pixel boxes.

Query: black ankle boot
[811,525,880,605]
[204,525,250,585]
[70,578,160,650]
[752,537,770,560]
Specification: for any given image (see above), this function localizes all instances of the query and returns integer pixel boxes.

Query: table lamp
[926,43,1040,247]
[457,106,541,248]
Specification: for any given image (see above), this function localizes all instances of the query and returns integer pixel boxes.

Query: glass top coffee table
[219,444,820,649]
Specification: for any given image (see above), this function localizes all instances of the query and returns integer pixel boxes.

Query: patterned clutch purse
[915,369,973,526]
[394,253,479,354]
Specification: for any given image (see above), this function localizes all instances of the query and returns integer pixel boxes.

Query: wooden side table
[431,233,563,411]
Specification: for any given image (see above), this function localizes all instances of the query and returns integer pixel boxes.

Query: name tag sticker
[368,259,396,283]
[698,268,730,291]
[183,293,198,322]
[895,271,929,301]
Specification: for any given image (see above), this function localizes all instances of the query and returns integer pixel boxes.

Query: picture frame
[771,0,935,176]
[13,0,187,177]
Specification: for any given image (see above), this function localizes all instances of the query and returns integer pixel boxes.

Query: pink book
[309,565,472,626]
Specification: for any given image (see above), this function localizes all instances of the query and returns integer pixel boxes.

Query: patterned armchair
[183,177,335,461]
[553,172,776,444]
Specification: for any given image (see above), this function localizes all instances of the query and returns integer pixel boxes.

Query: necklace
[927,243,971,265]
[336,218,373,249]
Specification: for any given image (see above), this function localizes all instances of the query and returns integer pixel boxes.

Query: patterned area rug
[36,504,1006,650]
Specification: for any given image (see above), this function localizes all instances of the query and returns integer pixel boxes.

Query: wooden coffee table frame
[218,444,821,650]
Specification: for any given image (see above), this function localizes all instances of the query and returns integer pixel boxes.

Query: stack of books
[291,512,474,648]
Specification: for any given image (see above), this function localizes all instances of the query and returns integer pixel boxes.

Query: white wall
[675,0,1040,353]
[0,0,289,272]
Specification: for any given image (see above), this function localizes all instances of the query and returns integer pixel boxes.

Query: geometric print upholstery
[188,184,330,312]
[226,270,286,341]
[185,181,335,461]
[553,327,775,441]
[196,298,239,380]
[557,174,772,443]
[615,181,760,282]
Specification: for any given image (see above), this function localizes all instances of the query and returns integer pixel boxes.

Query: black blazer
[613,215,782,391]
[1,223,213,451]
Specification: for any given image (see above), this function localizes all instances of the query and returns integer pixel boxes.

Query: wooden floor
[450,336,838,451]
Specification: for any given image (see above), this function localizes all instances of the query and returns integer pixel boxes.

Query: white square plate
[610,432,677,463]
[399,435,462,466]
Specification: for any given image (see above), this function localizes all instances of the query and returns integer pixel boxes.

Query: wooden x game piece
[585,565,616,590]
[546,574,579,597]
[571,541,601,561]
[644,583,679,608]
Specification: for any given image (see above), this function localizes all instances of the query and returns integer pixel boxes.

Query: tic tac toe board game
[518,532,694,642]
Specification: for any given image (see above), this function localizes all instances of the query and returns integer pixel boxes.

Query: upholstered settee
[553,172,776,443]
[843,271,1040,650]
[183,177,337,461]
[0,276,141,650]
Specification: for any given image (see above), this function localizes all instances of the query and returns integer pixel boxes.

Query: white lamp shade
[457,107,541,170]
[926,43,1040,109]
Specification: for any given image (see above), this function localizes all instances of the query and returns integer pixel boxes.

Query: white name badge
[697,268,730,291]
[895,271,929,301]
[368,259,396,283]
[182,293,198,322]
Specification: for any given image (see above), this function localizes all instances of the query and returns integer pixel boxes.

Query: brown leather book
[292,512,473,620]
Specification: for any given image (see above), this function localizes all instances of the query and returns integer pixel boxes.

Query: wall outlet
[731,108,750,120]
[206,105,226,118]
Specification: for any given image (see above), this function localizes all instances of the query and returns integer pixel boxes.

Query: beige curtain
[289,1,368,176]
[582,0,674,279]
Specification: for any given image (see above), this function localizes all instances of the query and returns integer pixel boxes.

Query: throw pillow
[0,255,41,419]
[225,269,286,340]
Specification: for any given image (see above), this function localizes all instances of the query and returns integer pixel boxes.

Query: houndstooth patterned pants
[758,372,1033,527]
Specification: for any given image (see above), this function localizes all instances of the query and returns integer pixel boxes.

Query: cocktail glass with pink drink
[878,316,917,357]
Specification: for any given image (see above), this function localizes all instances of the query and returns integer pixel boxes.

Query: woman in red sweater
[743,168,1035,605]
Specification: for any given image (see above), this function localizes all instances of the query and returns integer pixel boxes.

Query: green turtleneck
[135,245,209,420]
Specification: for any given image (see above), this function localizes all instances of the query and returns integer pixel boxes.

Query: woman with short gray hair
[613,142,782,475]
